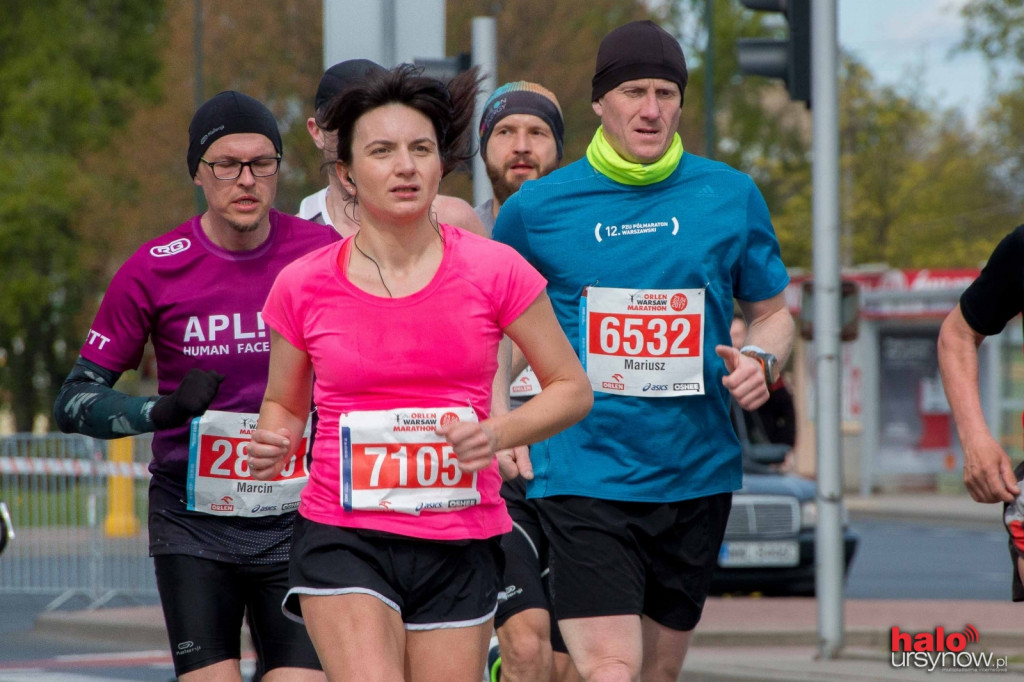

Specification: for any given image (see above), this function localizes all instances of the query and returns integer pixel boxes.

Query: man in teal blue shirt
[493,19,794,682]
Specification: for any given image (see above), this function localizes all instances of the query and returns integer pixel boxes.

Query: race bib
[581,286,705,397]
[340,406,480,515]
[187,410,310,517]
[510,367,541,398]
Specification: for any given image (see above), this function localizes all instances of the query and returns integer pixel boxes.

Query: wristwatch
[740,345,779,386]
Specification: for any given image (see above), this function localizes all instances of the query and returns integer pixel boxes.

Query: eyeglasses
[199,155,281,180]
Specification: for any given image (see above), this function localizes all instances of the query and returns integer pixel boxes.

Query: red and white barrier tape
[0,456,150,479]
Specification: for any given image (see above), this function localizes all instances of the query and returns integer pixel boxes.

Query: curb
[693,627,1024,653]
[35,606,1024,657]
[33,606,254,653]
[33,608,168,649]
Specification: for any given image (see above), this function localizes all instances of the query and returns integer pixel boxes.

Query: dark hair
[322,63,479,177]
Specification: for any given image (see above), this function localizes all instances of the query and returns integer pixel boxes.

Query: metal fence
[0,433,157,609]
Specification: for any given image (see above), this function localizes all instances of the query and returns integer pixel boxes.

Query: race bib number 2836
[582,286,705,397]
[187,410,310,517]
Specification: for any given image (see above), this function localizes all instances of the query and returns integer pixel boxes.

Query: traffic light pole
[811,0,844,660]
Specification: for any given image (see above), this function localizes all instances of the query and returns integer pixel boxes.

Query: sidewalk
[32,492,1022,680]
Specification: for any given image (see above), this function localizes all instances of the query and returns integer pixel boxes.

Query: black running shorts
[154,553,321,677]
[285,514,503,630]
[494,476,568,653]
[535,493,732,632]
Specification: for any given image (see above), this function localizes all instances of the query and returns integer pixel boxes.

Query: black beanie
[592,20,688,103]
[314,59,385,113]
[187,91,282,178]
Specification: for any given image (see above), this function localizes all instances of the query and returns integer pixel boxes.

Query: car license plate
[718,540,799,567]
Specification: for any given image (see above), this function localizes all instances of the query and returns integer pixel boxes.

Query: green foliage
[0,1,165,431]
[446,0,659,166]
[4,0,1021,431]
[679,0,1019,269]
[675,0,814,266]
[841,58,1018,268]
[960,0,1024,64]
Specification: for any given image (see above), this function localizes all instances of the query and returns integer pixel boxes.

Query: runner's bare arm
[479,291,592,454]
[736,292,793,367]
[718,293,794,410]
[938,304,1020,503]
[489,336,534,480]
[250,330,314,481]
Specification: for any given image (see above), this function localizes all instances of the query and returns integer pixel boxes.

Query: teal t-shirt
[493,153,789,503]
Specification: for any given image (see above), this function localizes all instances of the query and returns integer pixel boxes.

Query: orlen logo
[670,293,688,311]
[150,238,191,258]
[210,495,234,512]
[439,412,461,427]
[601,373,625,391]
[890,624,1007,673]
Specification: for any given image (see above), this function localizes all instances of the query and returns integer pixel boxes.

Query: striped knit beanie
[479,81,564,160]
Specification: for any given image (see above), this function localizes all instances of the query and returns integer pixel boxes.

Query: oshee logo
[890,624,1007,672]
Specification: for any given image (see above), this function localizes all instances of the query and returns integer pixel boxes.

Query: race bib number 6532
[340,406,480,515]
[581,286,706,397]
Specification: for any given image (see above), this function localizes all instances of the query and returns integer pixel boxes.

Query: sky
[839,0,995,122]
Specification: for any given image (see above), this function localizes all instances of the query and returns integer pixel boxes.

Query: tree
[0,0,327,432]
[841,57,1018,268]
[444,0,659,198]
[961,0,1024,64]
[0,1,166,432]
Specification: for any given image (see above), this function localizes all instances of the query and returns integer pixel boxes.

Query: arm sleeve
[960,225,1024,336]
[52,356,159,439]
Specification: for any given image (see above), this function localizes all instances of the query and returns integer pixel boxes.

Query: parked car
[710,403,858,596]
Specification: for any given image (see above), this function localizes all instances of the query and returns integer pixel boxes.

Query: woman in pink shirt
[248,64,591,681]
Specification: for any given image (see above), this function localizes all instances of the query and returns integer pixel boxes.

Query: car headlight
[800,500,817,529]
[800,499,850,530]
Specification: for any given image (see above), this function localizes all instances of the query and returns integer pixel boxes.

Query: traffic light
[737,0,811,106]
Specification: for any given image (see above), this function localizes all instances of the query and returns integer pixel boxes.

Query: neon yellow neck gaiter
[585,126,684,186]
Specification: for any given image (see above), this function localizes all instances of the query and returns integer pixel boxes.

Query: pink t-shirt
[262,224,547,540]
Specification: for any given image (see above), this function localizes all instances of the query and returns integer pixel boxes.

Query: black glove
[150,369,225,429]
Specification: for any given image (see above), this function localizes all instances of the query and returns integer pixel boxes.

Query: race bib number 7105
[581,286,706,397]
[340,406,481,515]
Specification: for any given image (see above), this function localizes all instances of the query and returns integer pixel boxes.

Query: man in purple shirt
[54,91,337,681]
